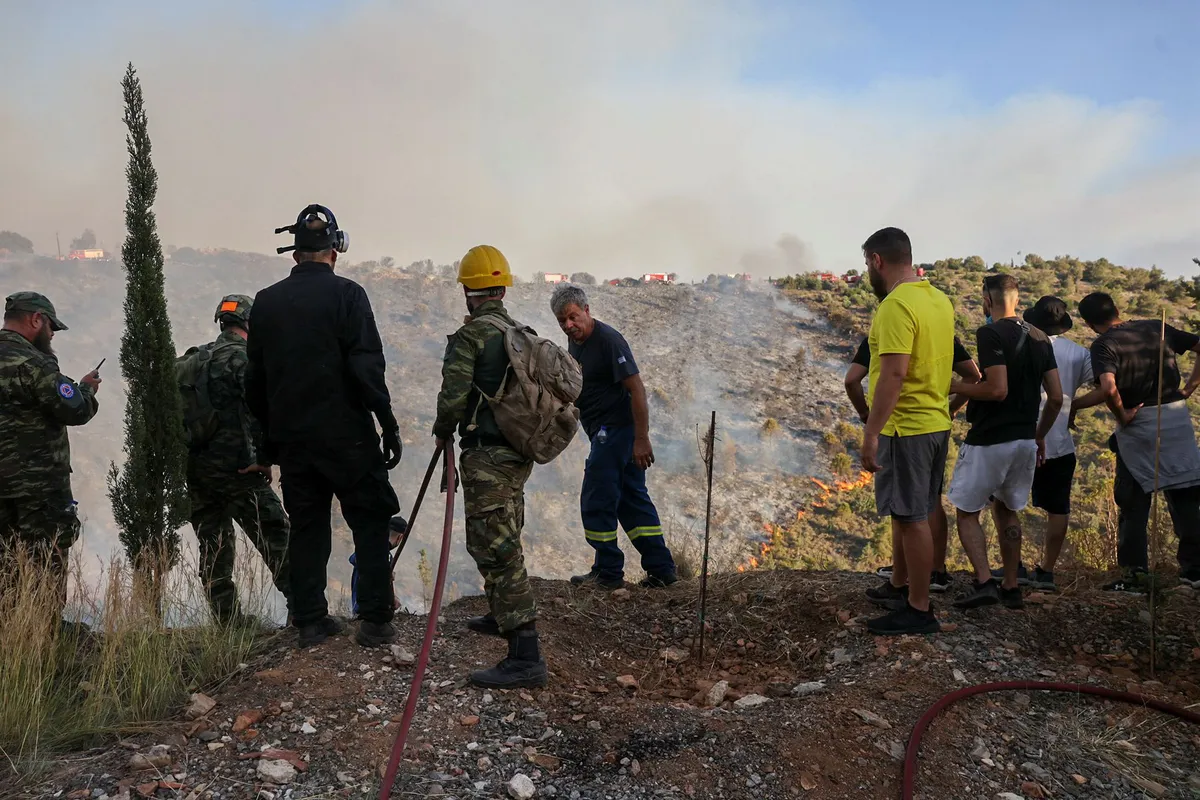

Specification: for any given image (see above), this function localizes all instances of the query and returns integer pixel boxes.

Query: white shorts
[947,440,1037,514]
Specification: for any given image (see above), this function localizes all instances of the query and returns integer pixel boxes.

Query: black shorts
[874,431,950,523]
[1031,452,1076,515]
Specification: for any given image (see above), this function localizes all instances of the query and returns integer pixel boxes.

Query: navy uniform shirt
[568,320,639,437]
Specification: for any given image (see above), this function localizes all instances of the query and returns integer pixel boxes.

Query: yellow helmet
[458,245,513,290]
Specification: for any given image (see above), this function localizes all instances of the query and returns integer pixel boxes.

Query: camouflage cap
[214,294,253,326]
[5,291,68,331]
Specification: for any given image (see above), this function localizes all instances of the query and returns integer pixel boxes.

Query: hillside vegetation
[765,254,1200,577]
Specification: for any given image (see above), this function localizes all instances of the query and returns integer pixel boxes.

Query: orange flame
[738,471,873,572]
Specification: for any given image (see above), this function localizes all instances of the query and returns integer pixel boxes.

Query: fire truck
[542,273,569,284]
[641,272,676,284]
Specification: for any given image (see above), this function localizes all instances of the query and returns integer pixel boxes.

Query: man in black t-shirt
[947,274,1063,609]
[845,335,980,594]
[1075,292,1200,590]
[550,284,678,590]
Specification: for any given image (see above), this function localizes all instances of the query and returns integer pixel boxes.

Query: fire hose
[901,681,1200,799]
[378,442,457,800]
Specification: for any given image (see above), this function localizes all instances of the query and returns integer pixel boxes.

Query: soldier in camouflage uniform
[183,295,290,625]
[0,292,101,614]
[434,245,547,689]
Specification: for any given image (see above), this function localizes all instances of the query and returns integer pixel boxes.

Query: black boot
[356,620,398,647]
[298,615,345,648]
[469,627,548,689]
[467,614,504,638]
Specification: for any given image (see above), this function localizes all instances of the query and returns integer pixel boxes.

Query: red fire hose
[378,443,457,800]
[902,680,1200,799]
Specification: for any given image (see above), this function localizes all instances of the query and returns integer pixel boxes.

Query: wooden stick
[698,411,716,664]
[1149,308,1166,678]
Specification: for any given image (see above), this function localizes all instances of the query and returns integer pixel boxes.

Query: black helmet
[274,204,349,255]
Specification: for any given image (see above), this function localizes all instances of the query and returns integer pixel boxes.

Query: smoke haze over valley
[2,1,1199,279]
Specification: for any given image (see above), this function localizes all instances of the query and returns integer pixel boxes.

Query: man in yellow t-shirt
[859,227,955,636]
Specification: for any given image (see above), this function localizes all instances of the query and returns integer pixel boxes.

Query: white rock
[390,645,416,665]
[507,773,536,799]
[996,794,1024,800]
[366,704,381,716]
[733,694,770,709]
[279,701,294,712]
[482,693,495,705]
[185,693,217,720]
[300,722,317,734]
[705,680,730,707]
[257,759,296,785]
[791,681,826,697]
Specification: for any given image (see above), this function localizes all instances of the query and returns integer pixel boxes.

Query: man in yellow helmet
[433,245,546,688]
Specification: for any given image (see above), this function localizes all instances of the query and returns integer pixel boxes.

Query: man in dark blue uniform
[551,284,677,589]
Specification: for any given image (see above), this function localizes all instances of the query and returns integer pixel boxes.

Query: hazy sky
[2,0,1198,277]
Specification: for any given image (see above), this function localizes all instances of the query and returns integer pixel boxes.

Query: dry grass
[0,542,278,780]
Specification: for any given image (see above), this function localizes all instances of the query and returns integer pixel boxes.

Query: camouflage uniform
[434,298,536,633]
[0,293,98,604]
[185,298,290,623]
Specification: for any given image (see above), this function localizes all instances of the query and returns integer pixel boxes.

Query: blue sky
[2,0,1198,274]
[744,0,1198,157]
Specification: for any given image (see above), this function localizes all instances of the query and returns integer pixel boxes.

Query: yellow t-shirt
[867,280,955,437]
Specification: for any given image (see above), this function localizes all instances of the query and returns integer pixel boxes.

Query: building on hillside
[543,273,569,284]
[68,248,108,260]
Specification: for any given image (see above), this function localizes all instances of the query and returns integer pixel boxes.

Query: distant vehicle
[843,273,861,284]
[68,248,108,260]
[817,272,837,282]
[543,273,569,284]
[916,266,926,277]
[642,272,674,284]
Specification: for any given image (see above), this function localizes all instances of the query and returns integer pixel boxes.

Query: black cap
[1023,295,1073,335]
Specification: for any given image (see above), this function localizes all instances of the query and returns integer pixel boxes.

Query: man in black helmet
[246,207,405,649]
[178,294,290,626]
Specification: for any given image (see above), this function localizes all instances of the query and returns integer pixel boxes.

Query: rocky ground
[21,570,1200,800]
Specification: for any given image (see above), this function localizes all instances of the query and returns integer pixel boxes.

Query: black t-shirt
[852,335,972,368]
[569,320,640,437]
[965,318,1057,446]
[1090,320,1199,408]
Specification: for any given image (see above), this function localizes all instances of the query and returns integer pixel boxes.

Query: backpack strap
[466,314,515,432]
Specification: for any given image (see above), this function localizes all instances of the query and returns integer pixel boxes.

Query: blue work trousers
[581,424,675,581]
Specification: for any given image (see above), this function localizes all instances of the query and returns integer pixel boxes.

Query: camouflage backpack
[175,340,238,450]
[472,315,583,464]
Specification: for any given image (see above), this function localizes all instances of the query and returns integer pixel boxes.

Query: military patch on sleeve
[58,382,75,399]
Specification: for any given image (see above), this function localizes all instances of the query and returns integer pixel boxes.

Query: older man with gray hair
[551,284,677,589]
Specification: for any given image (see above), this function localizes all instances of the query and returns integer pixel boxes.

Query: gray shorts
[874,430,951,523]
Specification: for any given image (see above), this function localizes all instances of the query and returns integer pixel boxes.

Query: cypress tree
[106,63,190,612]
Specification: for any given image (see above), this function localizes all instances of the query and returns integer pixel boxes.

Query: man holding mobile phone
[0,292,101,619]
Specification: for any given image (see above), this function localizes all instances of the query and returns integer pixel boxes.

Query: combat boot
[297,615,345,648]
[466,614,504,638]
[356,620,398,647]
[469,627,548,689]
